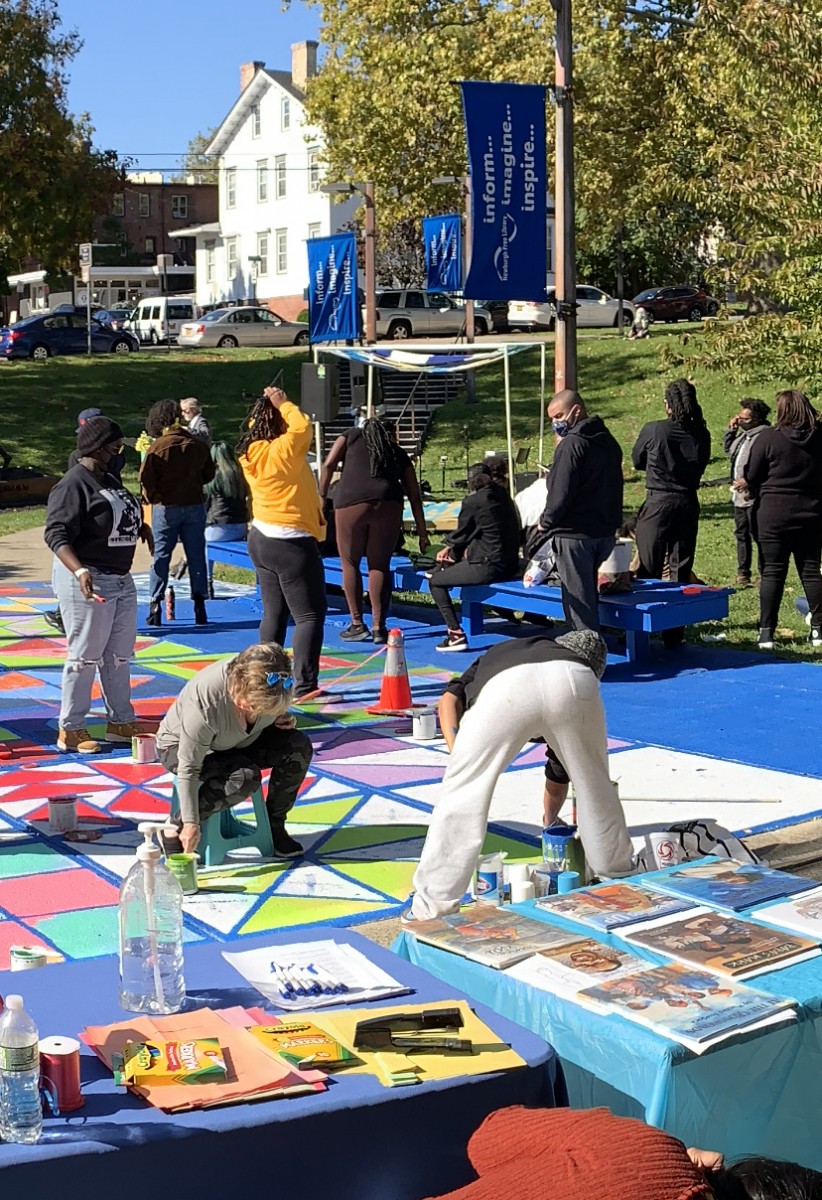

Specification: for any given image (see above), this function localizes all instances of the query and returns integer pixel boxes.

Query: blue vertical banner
[306,232,359,342]
[422,214,462,293]
[460,81,548,301]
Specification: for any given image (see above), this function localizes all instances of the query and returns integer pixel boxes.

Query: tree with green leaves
[173,128,219,185]
[0,0,124,283]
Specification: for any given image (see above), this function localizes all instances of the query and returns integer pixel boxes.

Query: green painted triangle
[292,796,362,826]
[134,640,204,660]
[196,861,289,896]
[482,832,541,862]
[319,824,426,855]
[334,859,417,901]
[241,895,388,934]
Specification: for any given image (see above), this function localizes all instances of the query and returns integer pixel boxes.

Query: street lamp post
[553,0,578,395]
[432,174,477,403]
[321,181,377,344]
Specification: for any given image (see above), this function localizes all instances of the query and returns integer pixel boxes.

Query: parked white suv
[509,286,634,331]
[375,290,492,340]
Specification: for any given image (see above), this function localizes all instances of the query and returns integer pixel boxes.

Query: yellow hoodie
[239,401,326,540]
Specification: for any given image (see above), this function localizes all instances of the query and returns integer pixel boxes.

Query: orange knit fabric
[428,1107,710,1200]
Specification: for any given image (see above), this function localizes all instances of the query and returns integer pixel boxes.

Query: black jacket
[539,416,623,537]
[745,424,822,539]
[632,418,711,494]
[446,483,521,572]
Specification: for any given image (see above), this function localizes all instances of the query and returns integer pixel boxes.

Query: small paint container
[48,795,78,834]
[557,870,581,894]
[10,946,48,971]
[510,879,536,904]
[474,852,504,906]
[166,853,199,895]
[40,1036,84,1113]
[132,734,158,764]
[531,864,561,897]
[411,709,437,741]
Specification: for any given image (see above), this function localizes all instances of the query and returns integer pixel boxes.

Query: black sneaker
[340,623,371,641]
[271,828,304,859]
[436,630,469,652]
[372,627,389,645]
[43,609,65,634]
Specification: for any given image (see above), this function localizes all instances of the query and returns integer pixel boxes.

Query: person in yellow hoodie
[237,386,327,699]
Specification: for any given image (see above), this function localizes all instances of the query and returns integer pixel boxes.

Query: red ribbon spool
[40,1036,84,1113]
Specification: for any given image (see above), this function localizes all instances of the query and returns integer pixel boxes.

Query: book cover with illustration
[410,903,578,969]
[751,887,822,941]
[536,882,695,932]
[505,937,648,999]
[622,909,820,979]
[579,962,795,1054]
[640,858,817,912]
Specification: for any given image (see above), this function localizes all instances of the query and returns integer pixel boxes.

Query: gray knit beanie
[555,630,607,679]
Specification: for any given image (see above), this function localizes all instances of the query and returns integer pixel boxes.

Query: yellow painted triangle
[292,796,362,826]
[334,860,417,901]
[241,895,388,934]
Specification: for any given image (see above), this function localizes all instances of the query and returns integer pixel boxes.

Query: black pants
[554,534,615,632]
[635,491,700,582]
[429,560,499,631]
[759,531,822,633]
[733,507,761,578]
[159,724,313,829]
[247,528,327,696]
[335,500,403,630]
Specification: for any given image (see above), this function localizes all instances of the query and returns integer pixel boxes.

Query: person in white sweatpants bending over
[409,631,636,921]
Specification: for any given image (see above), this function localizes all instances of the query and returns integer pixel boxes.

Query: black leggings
[334,500,402,630]
[247,528,327,696]
[428,560,499,631]
[759,531,822,633]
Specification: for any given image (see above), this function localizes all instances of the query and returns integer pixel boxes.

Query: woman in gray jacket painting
[156,643,312,860]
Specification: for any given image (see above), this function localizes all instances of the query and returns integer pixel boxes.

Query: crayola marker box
[115,1038,227,1086]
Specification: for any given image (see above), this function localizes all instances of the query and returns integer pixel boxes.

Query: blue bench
[206,541,732,663]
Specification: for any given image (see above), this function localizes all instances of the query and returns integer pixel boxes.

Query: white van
[129,296,198,345]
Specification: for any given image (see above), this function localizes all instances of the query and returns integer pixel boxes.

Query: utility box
[301,362,340,422]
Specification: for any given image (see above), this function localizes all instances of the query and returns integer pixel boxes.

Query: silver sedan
[178,306,310,349]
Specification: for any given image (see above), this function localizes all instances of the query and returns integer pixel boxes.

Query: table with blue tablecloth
[394,898,822,1170]
[0,928,564,1199]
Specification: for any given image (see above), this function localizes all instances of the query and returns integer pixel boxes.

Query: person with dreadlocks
[319,416,428,643]
[744,389,822,650]
[238,386,327,697]
[631,379,711,645]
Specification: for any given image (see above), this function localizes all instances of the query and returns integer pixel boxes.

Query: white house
[170,42,358,319]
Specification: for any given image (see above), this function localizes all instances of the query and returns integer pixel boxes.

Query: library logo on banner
[423,214,462,293]
[307,232,358,343]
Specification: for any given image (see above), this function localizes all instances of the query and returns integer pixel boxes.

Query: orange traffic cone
[366,628,422,715]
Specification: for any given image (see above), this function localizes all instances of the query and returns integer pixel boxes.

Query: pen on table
[285,965,308,997]
[270,962,295,998]
[293,964,321,996]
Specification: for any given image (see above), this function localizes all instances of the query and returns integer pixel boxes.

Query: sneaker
[436,630,469,652]
[810,628,822,647]
[340,623,371,641]
[193,597,208,626]
[57,728,101,754]
[106,721,151,743]
[757,628,775,650]
[43,609,65,634]
[271,828,304,859]
[372,627,389,645]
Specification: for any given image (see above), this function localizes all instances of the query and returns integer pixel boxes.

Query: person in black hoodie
[744,389,822,649]
[535,390,624,631]
[429,458,521,651]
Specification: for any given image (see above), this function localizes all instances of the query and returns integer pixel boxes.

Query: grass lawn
[0,335,815,659]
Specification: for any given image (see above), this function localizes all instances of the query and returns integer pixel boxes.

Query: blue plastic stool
[169,780,275,867]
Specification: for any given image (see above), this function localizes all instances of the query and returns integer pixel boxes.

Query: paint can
[510,879,536,904]
[411,709,437,741]
[48,795,77,834]
[474,852,504,906]
[557,870,581,894]
[40,1036,84,1113]
[166,853,199,895]
[132,734,158,764]
[10,946,48,971]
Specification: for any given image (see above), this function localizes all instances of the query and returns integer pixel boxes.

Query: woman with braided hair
[238,387,327,699]
[631,379,711,645]
[320,416,428,643]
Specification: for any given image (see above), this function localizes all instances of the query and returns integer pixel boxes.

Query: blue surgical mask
[552,420,570,438]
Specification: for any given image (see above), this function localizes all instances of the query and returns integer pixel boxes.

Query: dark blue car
[0,312,139,360]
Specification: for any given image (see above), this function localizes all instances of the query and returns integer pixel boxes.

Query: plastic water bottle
[0,995,42,1144]
[119,822,186,1014]
[164,586,175,621]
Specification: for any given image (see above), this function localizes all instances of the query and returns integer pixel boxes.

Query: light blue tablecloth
[393,897,822,1168]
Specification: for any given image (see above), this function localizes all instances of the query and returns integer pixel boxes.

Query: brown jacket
[140,428,215,507]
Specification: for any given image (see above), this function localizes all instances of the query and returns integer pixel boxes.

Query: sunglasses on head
[267,671,294,691]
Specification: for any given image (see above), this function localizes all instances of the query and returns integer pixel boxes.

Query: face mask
[552,420,570,438]
[738,417,753,429]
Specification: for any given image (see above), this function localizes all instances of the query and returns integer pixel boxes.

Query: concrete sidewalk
[0,525,153,585]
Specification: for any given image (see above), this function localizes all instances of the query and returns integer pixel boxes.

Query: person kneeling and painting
[407,631,636,921]
[156,644,312,859]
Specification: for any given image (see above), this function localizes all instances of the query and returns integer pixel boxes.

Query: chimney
[240,60,265,92]
[291,41,318,92]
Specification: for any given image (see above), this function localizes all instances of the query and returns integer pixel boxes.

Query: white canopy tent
[314,341,549,495]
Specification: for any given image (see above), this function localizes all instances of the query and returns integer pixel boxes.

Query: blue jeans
[52,559,137,730]
[205,524,247,543]
[150,504,207,602]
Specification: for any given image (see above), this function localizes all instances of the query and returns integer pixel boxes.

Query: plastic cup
[647,831,684,870]
[166,853,199,895]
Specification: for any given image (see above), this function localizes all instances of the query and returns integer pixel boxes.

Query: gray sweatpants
[411,659,635,919]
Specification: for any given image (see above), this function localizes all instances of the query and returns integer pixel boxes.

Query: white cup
[647,830,685,870]
[505,863,531,886]
[510,880,536,904]
[412,710,437,741]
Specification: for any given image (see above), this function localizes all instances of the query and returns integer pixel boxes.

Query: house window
[251,103,261,138]
[257,234,269,276]
[276,229,287,274]
[257,159,268,203]
[275,155,287,199]
[281,97,290,131]
[308,223,321,239]
[226,236,239,279]
[139,193,150,217]
[112,193,124,217]
[205,241,216,283]
[226,167,237,209]
[307,148,320,193]
[145,236,156,254]
[171,194,188,219]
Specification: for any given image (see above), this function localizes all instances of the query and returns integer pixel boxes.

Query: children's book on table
[639,858,817,913]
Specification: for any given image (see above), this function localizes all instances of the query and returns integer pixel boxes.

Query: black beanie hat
[76,416,123,457]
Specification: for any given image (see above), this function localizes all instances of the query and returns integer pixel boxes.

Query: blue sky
[60,0,320,172]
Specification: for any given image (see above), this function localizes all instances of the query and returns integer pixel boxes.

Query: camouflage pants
[160,726,313,830]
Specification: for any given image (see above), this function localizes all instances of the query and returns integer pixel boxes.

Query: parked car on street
[374,290,493,339]
[130,296,198,344]
[0,312,139,360]
[631,285,720,323]
[95,307,135,331]
[508,286,634,331]
[177,306,310,349]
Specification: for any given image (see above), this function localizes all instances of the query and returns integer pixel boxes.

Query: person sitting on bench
[156,643,312,860]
